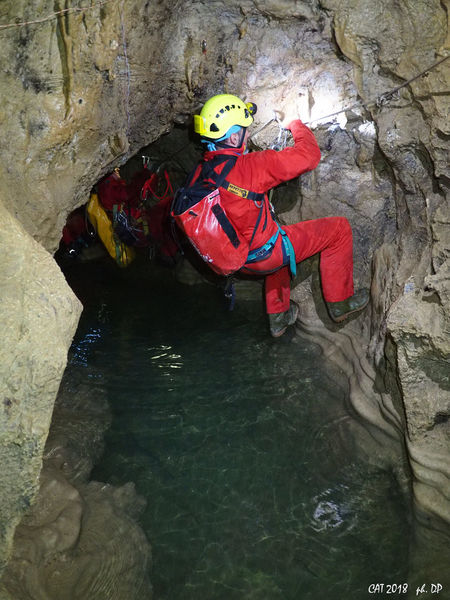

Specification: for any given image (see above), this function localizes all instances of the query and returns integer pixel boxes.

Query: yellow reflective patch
[227,183,249,198]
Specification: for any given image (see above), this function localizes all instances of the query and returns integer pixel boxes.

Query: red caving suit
[202,119,355,314]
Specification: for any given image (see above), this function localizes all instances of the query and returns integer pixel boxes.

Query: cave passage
[62,255,411,600]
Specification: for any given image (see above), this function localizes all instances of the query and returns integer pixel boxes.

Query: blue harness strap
[246,223,297,278]
[279,227,297,278]
[246,229,278,263]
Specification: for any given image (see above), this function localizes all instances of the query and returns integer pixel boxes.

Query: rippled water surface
[66,259,411,600]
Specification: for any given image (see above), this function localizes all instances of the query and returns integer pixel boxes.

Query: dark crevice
[415,140,445,195]
[438,173,450,190]
[329,24,350,63]
[435,130,450,142]
[433,412,449,427]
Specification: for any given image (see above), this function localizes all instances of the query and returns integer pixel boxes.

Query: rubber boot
[326,288,370,323]
[269,301,299,338]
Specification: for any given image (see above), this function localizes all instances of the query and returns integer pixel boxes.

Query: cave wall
[0,0,189,251]
[0,199,82,575]
[320,0,450,526]
[0,0,448,586]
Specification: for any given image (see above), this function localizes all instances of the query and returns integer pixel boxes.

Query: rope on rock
[0,0,118,30]
[250,53,450,141]
[119,0,131,134]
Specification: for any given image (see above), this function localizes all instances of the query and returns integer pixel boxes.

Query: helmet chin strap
[202,127,247,153]
[215,127,247,151]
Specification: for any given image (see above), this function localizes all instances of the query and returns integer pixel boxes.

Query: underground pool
[64,257,412,600]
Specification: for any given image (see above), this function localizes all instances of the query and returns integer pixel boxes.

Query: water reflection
[71,327,103,367]
[65,260,414,599]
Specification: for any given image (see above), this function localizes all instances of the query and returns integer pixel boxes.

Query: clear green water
[65,259,411,600]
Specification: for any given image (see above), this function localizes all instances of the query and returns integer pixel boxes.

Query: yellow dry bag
[87,193,135,268]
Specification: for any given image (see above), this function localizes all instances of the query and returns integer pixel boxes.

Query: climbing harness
[247,222,297,278]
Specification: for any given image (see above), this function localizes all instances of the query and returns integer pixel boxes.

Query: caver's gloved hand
[282,118,303,131]
[281,91,309,129]
[280,110,300,130]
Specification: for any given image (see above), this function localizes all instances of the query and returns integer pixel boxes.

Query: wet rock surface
[0,372,152,600]
[0,0,448,594]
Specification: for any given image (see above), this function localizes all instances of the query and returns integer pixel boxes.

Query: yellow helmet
[194,94,257,140]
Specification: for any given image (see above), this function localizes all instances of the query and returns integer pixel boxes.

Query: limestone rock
[0,199,82,574]
[0,0,189,252]
[387,286,449,438]
[1,372,152,599]
[1,469,152,600]
[386,262,450,524]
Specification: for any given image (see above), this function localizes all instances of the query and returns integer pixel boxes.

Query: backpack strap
[201,156,265,204]
[173,154,267,271]
[200,155,237,189]
[186,155,298,278]
[221,180,264,203]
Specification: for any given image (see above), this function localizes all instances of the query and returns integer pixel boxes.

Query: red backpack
[171,156,264,276]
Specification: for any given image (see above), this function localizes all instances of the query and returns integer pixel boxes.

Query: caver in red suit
[202,119,354,314]
[193,93,369,336]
